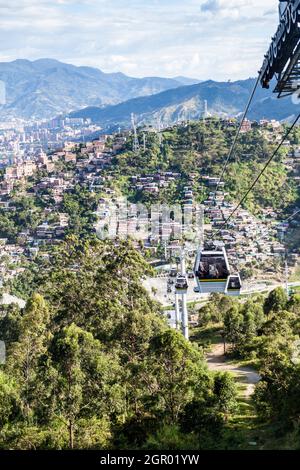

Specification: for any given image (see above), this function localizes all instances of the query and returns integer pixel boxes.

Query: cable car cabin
[175,275,188,294]
[194,248,230,294]
[225,274,242,297]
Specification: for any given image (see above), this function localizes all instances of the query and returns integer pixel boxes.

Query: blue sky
[0,0,279,80]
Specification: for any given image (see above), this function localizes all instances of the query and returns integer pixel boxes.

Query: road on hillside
[144,275,300,308]
[207,344,261,398]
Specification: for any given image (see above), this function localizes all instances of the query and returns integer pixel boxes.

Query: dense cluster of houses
[0,135,118,284]
[202,185,299,276]
[130,172,181,194]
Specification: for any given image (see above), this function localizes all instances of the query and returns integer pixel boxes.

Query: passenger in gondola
[209,265,218,279]
[262,78,270,89]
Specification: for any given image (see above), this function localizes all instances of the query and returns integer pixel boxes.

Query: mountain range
[0,58,298,126]
[70,78,300,130]
[0,59,199,120]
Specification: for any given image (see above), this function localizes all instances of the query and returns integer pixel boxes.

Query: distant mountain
[69,78,298,130]
[173,76,202,86]
[0,59,198,120]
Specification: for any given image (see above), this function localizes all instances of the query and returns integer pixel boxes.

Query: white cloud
[0,0,280,80]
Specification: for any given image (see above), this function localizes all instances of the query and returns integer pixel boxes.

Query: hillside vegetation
[108,119,299,215]
[0,237,238,450]
[1,239,300,449]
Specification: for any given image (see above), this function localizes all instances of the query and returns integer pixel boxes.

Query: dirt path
[207,344,260,398]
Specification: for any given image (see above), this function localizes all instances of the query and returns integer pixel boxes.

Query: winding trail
[207,344,260,398]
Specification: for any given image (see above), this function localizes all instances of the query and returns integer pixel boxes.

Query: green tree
[47,323,122,449]
[264,287,288,315]
[0,371,20,429]
[7,294,51,420]
[223,305,244,350]
[147,330,210,423]
[213,373,237,420]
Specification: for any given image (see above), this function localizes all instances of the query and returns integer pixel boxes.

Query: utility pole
[164,240,168,260]
[131,113,139,153]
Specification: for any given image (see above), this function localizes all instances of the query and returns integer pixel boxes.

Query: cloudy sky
[0,0,279,80]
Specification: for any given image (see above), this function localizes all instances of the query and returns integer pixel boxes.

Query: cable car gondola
[225,274,242,297]
[175,275,188,294]
[194,247,230,294]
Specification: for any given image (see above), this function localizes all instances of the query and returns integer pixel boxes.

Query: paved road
[244,281,300,295]
[143,275,300,308]
[207,344,261,398]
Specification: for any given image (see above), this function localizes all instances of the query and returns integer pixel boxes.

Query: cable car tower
[157,117,163,146]
[131,113,140,153]
[260,1,300,97]
[175,250,189,340]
